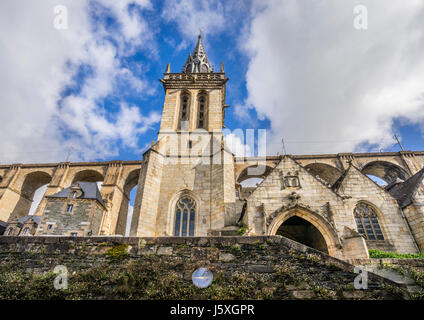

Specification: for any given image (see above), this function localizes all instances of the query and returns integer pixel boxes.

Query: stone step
[364,264,420,293]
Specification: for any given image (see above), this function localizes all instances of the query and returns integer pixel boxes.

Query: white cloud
[0,0,159,164]
[242,0,424,154]
[224,131,252,157]
[162,0,226,39]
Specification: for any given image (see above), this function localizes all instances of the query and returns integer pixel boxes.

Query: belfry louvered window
[174,197,196,236]
[197,94,207,129]
[179,92,190,129]
[354,203,384,240]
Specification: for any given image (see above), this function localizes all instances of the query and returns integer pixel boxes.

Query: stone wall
[245,156,346,259]
[403,192,424,251]
[154,161,214,236]
[337,166,417,253]
[130,150,164,236]
[0,235,409,300]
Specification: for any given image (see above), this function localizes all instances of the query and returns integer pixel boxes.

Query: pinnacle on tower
[182,33,213,73]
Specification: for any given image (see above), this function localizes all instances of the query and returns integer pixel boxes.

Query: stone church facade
[0,35,424,262]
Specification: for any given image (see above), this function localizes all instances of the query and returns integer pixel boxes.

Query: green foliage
[369,249,424,259]
[138,239,146,250]
[379,262,406,276]
[306,254,320,265]
[411,291,424,300]
[378,261,424,299]
[105,244,129,260]
[0,241,412,300]
[342,283,355,291]
[274,265,298,285]
[0,263,279,300]
[231,244,241,251]
[327,263,343,271]
[258,243,266,250]
[408,268,424,289]
[237,226,248,235]
[311,285,333,298]
[0,271,67,300]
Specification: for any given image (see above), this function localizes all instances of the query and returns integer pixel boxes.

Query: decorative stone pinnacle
[182,33,213,73]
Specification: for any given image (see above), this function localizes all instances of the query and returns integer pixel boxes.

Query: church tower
[130,34,236,237]
[157,33,228,137]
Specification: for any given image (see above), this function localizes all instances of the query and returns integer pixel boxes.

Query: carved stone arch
[361,160,409,184]
[115,168,140,235]
[236,165,274,184]
[122,169,140,194]
[166,189,201,236]
[10,171,52,219]
[304,163,342,185]
[19,171,52,200]
[268,205,341,256]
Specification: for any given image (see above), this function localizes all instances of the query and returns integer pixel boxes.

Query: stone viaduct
[0,160,140,235]
[235,151,424,186]
[0,150,423,236]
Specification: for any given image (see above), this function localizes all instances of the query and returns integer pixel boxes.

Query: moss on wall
[0,236,410,300]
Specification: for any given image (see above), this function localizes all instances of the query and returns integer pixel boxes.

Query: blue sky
[1,0,424,165]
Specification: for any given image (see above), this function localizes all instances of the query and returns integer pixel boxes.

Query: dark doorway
[276,216,328,253]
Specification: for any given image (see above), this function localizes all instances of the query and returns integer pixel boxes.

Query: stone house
[4,215,40,236]
[35,182,106,237]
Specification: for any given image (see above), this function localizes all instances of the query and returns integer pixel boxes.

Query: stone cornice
[235,150,424,162]
[1,151,423,170]
[0,160,143,169]
[160,72,228,90]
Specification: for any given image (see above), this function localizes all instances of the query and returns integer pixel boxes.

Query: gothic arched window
[354,202,384,240]
[174,197,196,236]
[179,92,190,130]
[197,93,207,129]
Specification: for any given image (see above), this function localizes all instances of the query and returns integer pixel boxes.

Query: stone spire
[182,33,213,73]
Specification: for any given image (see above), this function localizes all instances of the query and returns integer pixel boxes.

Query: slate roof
[15,215,41,228]
[47,182,106,208]
[387,167,424,208]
